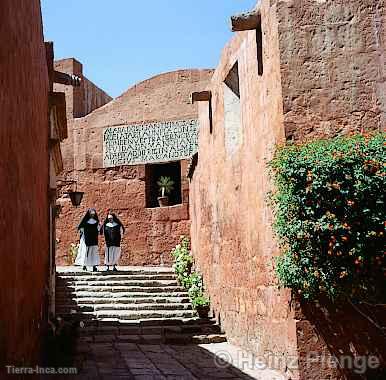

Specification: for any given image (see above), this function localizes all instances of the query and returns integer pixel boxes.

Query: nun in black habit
[100,213,125,271]
[74,208,100,271]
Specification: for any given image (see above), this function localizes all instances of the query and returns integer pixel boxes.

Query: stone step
[56,267,174,276]
[56,303,193,313]
[56,285,186,293]
[80,317,217,327]
[57,309,196,320]
[76,333,227,345]
[56,279,179,287]
[56,274,176,281]
[55,292,189,302]
[55,296,191,305]
[164,333,227,345]
[78,322,222,337]
[62,317,217,330]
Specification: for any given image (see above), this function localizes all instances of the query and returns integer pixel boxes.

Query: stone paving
[60,341,286,380]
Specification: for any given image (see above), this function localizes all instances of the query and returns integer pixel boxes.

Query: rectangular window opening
[145,161,182,208]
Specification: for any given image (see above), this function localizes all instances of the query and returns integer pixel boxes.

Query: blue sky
[41,0,256,98]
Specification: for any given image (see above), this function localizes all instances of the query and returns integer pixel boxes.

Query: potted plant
[192,294,210,318]
[157,176,174,207]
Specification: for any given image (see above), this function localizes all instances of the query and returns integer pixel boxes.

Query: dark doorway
[145,161,182,208]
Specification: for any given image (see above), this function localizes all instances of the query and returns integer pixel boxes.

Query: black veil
[77,208,99,230]
[102,212,125,234]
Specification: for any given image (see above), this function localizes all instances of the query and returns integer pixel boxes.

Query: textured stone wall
[57,163,190,266]
[190,0,385,379]
[56,69,213,266]
[0,0,50,372]
[83,77,113,117]
[277,0,386,141]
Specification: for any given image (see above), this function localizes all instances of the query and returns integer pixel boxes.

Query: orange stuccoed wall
[190,0,386,379]
[0,0,51,372]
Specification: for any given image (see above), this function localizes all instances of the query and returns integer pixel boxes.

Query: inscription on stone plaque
[103,119,198,167]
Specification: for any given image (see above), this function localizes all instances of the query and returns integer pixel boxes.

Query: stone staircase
[55,266,226,345]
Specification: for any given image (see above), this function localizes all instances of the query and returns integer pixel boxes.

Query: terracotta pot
[196,305,210,319]
[157,196,169,207]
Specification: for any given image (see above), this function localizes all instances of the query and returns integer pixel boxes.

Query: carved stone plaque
[103,119,198,167]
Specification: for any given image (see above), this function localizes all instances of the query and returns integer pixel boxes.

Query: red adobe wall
[0,0,50,373]
[277,0,386,142]
[190,0,385,379]
[54,58,112,120]
[54,58,113,172]
[56,69,213,266]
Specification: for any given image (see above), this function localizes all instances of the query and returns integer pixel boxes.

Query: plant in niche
[157,176,174,197]
[157,176,175,207]
[269,132,386,302]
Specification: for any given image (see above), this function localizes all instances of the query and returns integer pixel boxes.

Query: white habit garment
[104,222,123,266]
[74,219,100,267]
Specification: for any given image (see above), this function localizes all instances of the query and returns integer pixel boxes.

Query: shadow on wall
[300,297,386,379]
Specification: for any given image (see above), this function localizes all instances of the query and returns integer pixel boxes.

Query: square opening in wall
[223,61,241,156]
[145,161,182,208]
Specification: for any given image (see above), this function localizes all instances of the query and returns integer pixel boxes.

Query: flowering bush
[269,132,386,301]
[171,236,210,309]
